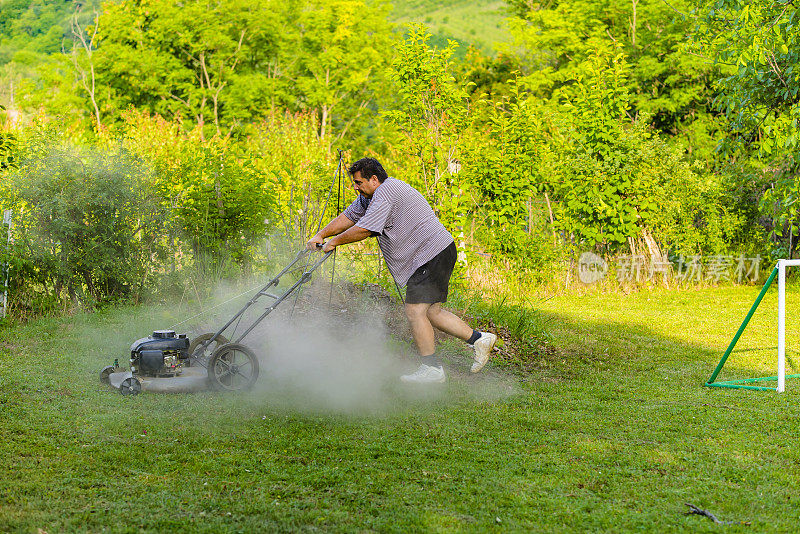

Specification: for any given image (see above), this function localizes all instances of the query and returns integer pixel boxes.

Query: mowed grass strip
[1,285,799,532]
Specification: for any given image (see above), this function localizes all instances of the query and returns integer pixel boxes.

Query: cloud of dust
[160,254,519,416]
[247,307,417,416]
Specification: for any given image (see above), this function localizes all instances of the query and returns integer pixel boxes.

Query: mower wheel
[120,377,142,396]
[208,343,259,392]
[188,333,230,363]
[100,365,116,385]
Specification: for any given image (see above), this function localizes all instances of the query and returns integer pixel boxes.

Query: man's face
[351,171,381,198]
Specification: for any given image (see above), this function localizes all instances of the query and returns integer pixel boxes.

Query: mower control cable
[291,150,344,316]
[168,280,274,330]
[167,248,318,331]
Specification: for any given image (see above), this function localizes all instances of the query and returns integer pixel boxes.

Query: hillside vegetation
[381,0,511,53]
[0,0,797,323]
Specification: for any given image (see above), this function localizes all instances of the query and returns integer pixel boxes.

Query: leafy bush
[461,81,562,272]
[119,111,277,264]
[242,111,343,244]
[5,131,164,311]
[542,50,741,257]
[384,26,472,231]
[0,131,17,170]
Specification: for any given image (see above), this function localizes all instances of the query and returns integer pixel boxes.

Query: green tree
[463,81,558,270]
[692,0,798,155]
[293,0,393,142]
[97,0,256,137]
[0,1,100,126]
[544,49,733,256]
[92,0,392,141]
[0,105,18,169]
[0,0,86,64]
[692,0,799,250]
[505,0,719,151]
[69,7,102,128]
[384,26,472,230]
[551,50,642,251]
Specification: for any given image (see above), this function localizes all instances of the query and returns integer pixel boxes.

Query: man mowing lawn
[307,157,497,384]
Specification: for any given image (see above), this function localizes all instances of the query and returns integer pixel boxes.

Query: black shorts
[405,242,457,304]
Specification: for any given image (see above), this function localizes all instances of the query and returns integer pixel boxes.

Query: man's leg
[428,302,497,373]
[426,303,473,341]
[401,301,446,383]
[401,242,496,380]
[405,302,435,356]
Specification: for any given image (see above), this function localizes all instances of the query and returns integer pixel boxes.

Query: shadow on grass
[450,290,800,396]
[3,290,800,532]
[3,288,796,415]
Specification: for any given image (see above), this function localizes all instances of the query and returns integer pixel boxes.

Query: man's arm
[306,213,355,249]
[323,225,372,252]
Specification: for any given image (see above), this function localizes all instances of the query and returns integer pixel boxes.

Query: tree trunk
[71,10,102,129]
[82,270,96,305]
[527,197,532,235]
[67,282,79,308]
[628,236,638,256]
[641,227,662,260]
[89,63,101,128]
[213,93,221,137]
[197,112,205,141]
[320,104,328,140]
[544,191,556,245]
[215,178,224,217]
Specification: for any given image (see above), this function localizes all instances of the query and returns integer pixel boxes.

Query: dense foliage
[692,0,799,249]
[4,133,160,315]
[0,0,793,317]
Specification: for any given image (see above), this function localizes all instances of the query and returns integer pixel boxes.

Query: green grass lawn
[2,284,800,532]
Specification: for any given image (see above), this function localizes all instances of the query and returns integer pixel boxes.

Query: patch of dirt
[295,280,561,378]
[291,279,410,338]
[459,312,561,375]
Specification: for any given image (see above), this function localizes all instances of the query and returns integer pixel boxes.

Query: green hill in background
[377,0,511,55]
[0,0,102,65]
[0,0,510,66]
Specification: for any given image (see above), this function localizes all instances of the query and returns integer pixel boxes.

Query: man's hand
[322,239,337,253]
[306,234,324,250]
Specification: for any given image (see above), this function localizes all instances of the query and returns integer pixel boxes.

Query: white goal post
[776,259,800,392]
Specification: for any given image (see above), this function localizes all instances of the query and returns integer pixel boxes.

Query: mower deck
[108,366,210,394]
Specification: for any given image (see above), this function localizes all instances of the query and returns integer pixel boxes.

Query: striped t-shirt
[343,177,454,286]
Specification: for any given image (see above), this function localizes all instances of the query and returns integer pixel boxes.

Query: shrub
[119,111,278,263]
[5,131,164,311]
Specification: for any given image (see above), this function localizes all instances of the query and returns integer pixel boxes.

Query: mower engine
[130,330,190,377]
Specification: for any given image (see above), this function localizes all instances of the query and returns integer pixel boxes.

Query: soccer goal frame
[706,259,800,393]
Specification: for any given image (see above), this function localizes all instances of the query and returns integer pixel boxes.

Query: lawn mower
[100,247,333,395]
[101,151,347,396]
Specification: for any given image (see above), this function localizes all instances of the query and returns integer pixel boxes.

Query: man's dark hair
[348,157,388,183]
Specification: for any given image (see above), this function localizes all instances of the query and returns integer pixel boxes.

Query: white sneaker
[471,332,497,373]
[400,364,446,384]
